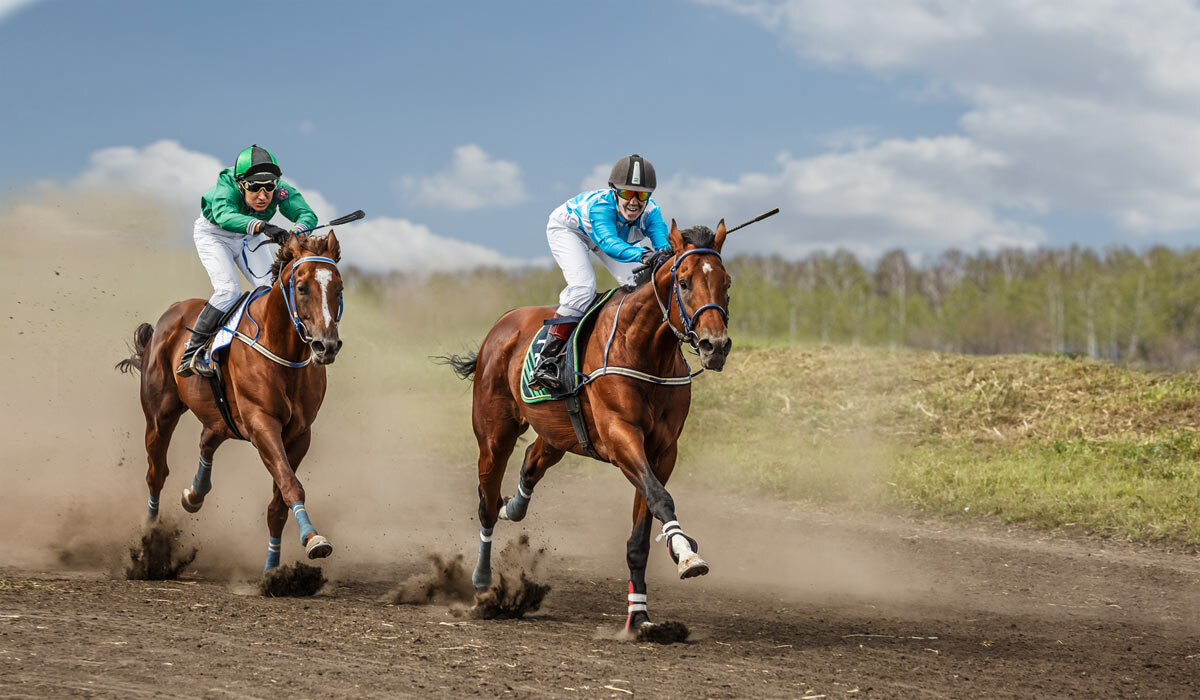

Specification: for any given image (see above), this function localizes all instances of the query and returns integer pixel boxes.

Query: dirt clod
[636,620,690,644]
[259,562,327,597]
[125,520,197,580]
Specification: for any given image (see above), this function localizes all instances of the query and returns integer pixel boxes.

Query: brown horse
[443,220,733,632]
[116,232,345,573]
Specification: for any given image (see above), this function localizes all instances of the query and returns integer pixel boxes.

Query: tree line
[351,245,1200,369]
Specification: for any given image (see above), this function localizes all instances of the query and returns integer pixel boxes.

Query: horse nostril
[334,340,343,353]
[699,339,714,354]
[311,340,325,354]
[722,338,733,355]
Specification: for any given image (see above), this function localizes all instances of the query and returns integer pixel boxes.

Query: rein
[574,248,729,390]
[233,255,342,368]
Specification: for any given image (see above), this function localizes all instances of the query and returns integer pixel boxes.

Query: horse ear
[668,218,685,252]
[713,219,727,252]
[324,231,342,262]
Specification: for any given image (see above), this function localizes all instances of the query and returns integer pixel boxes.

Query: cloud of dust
[0,193,941,615]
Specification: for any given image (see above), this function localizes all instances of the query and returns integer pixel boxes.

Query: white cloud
[658,140,1044,260]
[0,0,40,24]
[69,139,527,273]
[579,163,611,193]
[399,144,526,210]
[699,0,1200,240]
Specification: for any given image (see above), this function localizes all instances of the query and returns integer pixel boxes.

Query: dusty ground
[2,503,1197,699]
[1,200,1198,698]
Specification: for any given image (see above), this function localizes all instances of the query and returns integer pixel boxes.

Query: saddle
[199,288,265,442]
[520,289,617,404]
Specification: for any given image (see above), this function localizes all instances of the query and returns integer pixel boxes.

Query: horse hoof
[180,488,203,514]
[677,553,709,579]
[305,535,333,559]
[497,499,511,521]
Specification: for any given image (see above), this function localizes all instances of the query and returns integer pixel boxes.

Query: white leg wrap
[627,592,648,614]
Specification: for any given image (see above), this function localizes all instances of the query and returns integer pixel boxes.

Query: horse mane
[624,225,717,290]
[680,225,715,248]
[270,234,342,279]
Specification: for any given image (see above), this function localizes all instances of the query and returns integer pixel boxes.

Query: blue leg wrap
[290,501,317,543]
[147,494,159,518]
[472,526,494,590]
[505,481,534,522]
[264,536,282,572]
[191,456,213,499]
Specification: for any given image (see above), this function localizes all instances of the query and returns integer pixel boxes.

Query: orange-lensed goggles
[615,188,651,202]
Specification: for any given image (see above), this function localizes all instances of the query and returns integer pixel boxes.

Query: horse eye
[679,280,690,291]
[297,285,309,295]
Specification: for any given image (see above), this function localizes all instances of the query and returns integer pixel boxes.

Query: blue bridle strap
[654,248,730,346]
[283,255,343,341]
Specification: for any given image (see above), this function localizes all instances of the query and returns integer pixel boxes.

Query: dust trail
[259,562,327,597]
[125,519,197,580]
[387,553,474,606]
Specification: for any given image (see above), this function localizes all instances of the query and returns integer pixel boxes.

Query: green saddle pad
[520,289,617,404]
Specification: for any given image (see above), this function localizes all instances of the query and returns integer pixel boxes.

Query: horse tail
[115,322,154,375]
[432,350,478,381]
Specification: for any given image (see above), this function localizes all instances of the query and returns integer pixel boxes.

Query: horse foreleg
[182,427,225,514]
[472,417,522,591]
[249,421,331,561]
[264,485,287,572]
[498,436,564,522]
[625,492,655,631]
[607,429,707,579]
[262,432,313,570]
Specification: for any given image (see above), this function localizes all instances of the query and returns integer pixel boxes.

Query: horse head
[277,232,344,365]
[666,219,732,371]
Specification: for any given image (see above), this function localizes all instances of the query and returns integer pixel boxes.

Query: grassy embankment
[684,344,1200,545]
[344,277,1200,547]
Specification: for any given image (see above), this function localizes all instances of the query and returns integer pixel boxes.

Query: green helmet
[234,144,282,182]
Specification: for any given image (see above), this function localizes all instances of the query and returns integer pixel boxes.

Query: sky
[5,0,1200,272]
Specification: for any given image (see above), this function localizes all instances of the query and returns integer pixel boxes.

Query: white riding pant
[192,217,276,312]
[546,204,645,317]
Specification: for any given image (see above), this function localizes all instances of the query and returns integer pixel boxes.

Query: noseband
[652,248,730,347]
[283,255,343,343]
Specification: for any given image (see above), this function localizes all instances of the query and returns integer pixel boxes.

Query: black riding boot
[175,303,224,378]
[530,333,569,391]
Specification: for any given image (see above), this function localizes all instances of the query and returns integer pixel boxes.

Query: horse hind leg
[498,436,564,522]
[181,427,225,513]
[472,418,523,591]
[143,400,185,520]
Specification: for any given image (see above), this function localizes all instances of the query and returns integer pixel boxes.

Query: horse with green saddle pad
[440,219,734,634]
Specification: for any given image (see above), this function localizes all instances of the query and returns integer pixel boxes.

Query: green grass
[679,345,1200,545]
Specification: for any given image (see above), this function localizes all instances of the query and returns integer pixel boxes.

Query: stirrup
[530,358,563,391]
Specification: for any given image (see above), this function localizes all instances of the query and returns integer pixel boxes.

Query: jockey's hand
[258,223,290,245]
[632,248,670,285]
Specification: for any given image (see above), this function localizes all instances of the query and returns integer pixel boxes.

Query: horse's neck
[254,282,307,359]
[602,274,686,374]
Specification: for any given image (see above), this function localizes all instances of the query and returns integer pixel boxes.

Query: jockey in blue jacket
[531,154,672,390]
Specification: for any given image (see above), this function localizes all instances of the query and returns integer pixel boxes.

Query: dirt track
[3,504,1197,699]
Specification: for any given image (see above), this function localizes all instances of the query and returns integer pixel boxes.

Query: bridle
[282,255,343,344]
[651,248,730,348]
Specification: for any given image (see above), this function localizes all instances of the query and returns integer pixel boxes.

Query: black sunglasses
[242,180,278,193]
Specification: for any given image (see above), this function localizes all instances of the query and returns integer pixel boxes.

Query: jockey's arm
[643,204,671,250]
[277,179,318,231]
[203,174,261,235]
[587,198,646,263]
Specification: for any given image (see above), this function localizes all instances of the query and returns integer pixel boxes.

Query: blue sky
[5,0,1200,271]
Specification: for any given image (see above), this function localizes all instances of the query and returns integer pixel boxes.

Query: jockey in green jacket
[176,145,318,377]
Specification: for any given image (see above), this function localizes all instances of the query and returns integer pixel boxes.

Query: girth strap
[564,393,605,462]
[205,357,247,441]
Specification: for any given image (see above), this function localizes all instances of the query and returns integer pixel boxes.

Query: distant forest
[353,245,1200,370]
